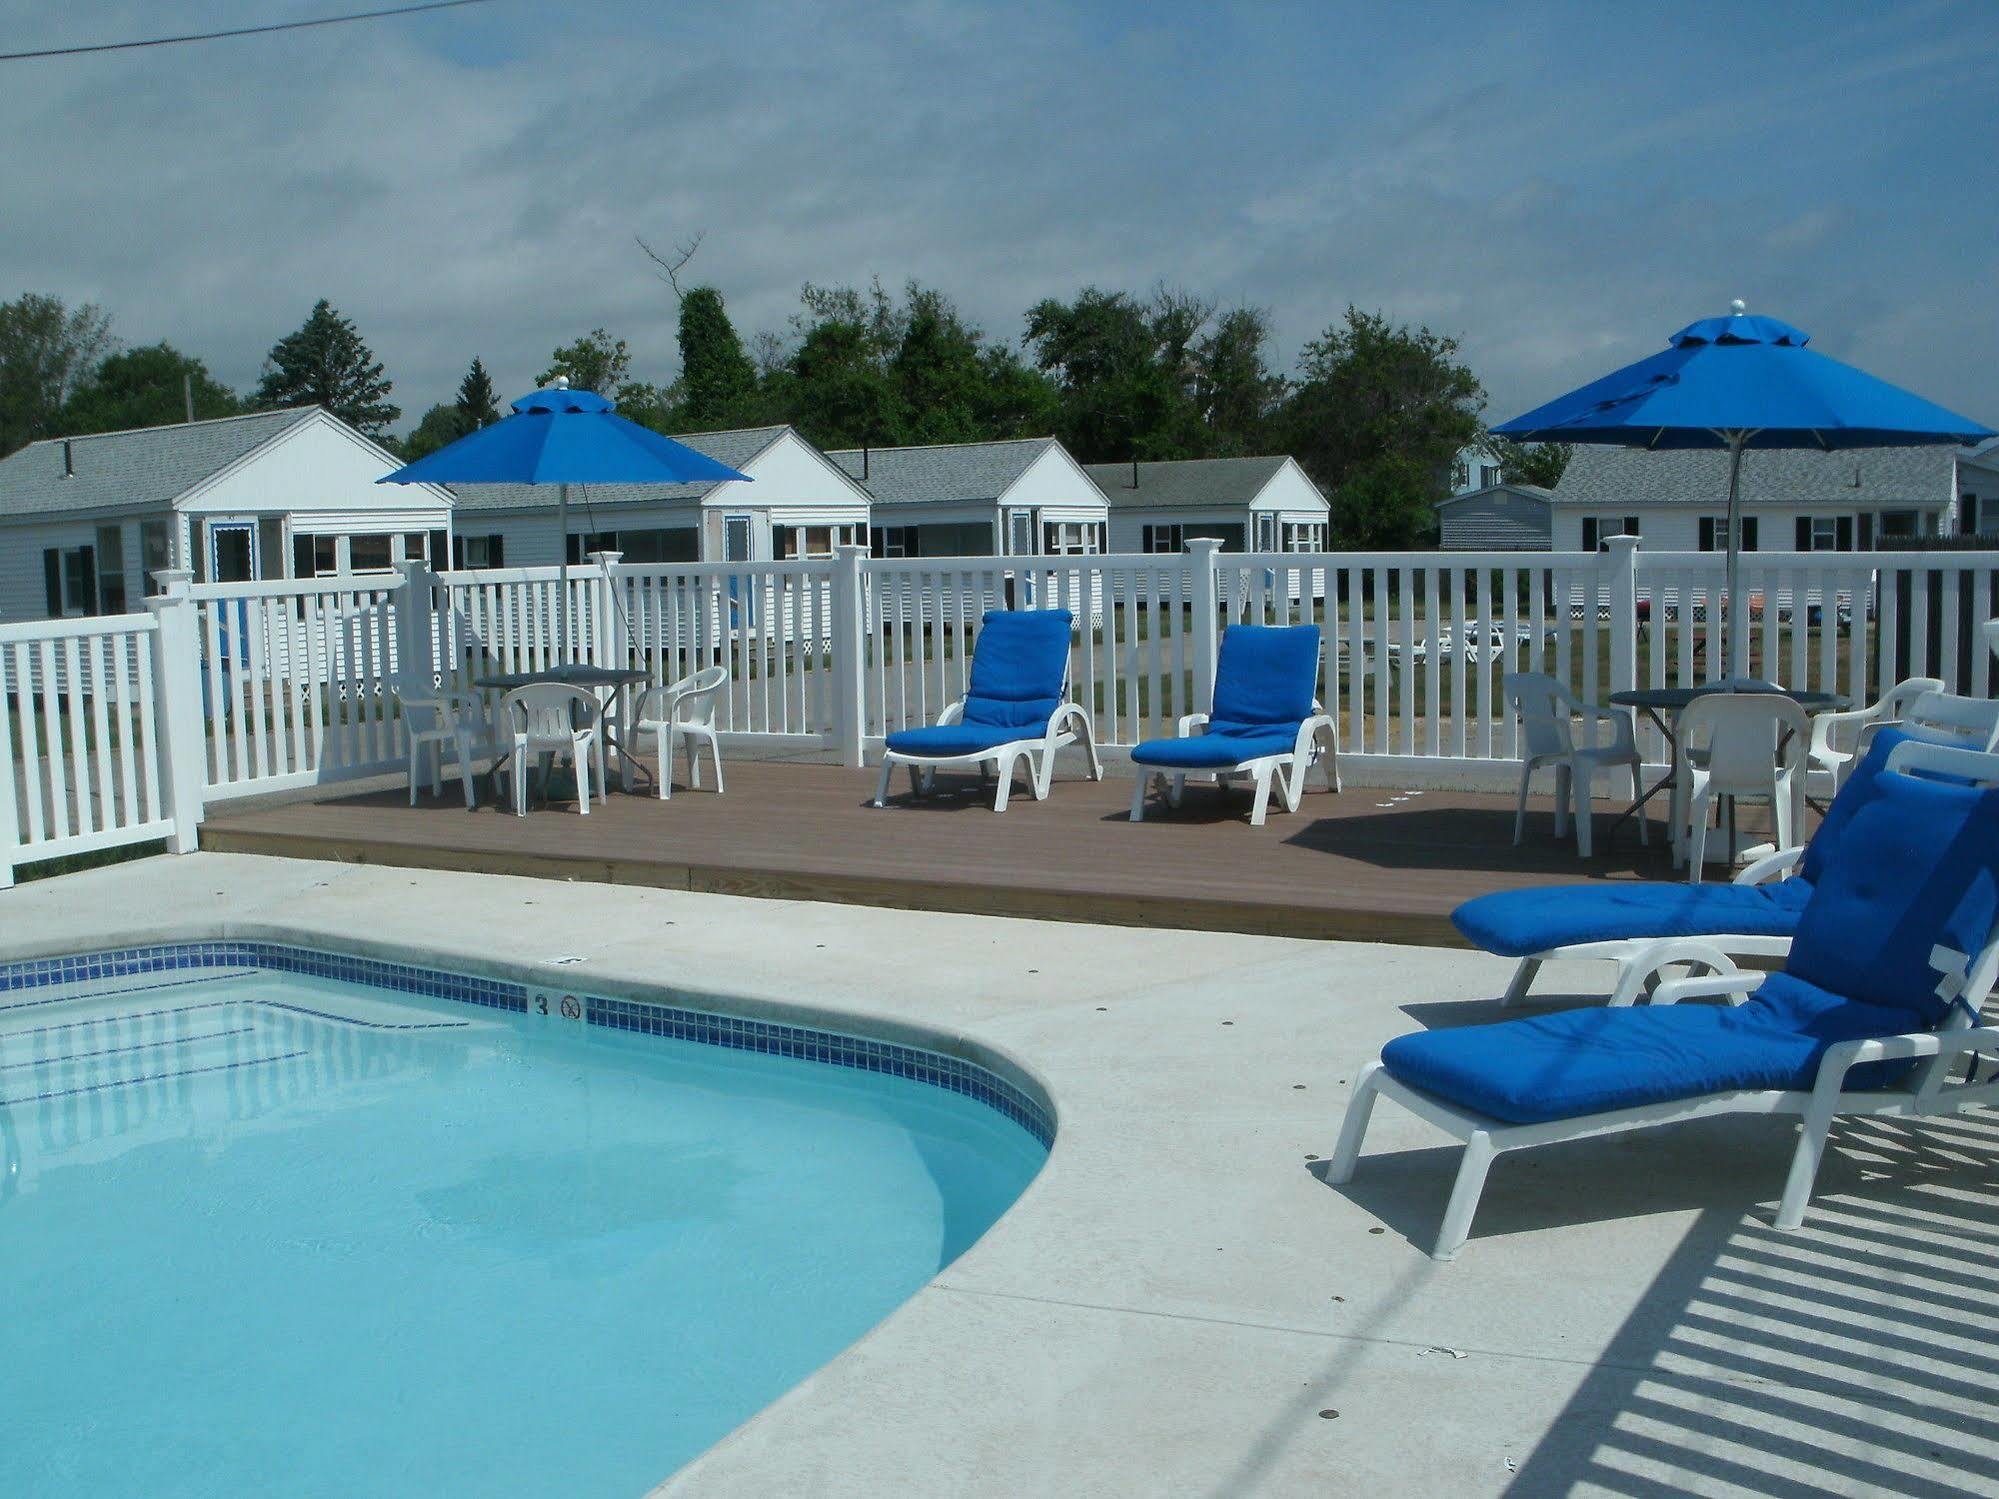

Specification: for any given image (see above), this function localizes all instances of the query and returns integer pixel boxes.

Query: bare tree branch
[635,231,706,301]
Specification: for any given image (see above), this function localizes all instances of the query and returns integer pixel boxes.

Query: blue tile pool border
[0,942,1055,1148]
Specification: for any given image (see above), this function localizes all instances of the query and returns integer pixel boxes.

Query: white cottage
[0,407,453,622]
[1549,445,1960,553]
[443,425,872,568]
[1084,456,1329,554]
[829,438,1108,557]
[1956,437,1999,538]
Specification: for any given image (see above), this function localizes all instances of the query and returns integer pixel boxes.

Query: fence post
[586,551,626,669]
[830,544,869,766]
[147,570,205,855]
[1186,536,1222,715]
[0,655,18,889]
[1604,533,1640,701]
[395,557,437,683]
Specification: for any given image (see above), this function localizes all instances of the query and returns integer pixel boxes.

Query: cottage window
[1142,523,1184,554]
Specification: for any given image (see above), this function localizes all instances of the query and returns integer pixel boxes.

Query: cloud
[1,0,1993,430]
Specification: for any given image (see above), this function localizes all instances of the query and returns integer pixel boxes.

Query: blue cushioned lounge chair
[1129,624,1339,827]
[1329,737,1999,1260]
[1457,729,1914,1009]
[873,608,1102,813]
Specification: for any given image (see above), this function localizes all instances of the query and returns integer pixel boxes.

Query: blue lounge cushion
[960,609,1073,731]
[1381,973,1922,1124]
[1452,878,1813,958]
[1449,726,1919,959]
[1131,724,1301,770]
[883,721,1046,758]
[1210,624,1322,727]
[1392,764,1999,1124]
[1129,624,1321,770]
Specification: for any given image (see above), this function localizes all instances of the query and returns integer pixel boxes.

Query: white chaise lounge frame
[1331,738,1999,1261]
[1130,705,1341,828]
[873,696,1103,813]
[1497,842,1804,1009]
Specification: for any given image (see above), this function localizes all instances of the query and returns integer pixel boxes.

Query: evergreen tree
[64,343,238,434]
[676,288,757,426]
[254,299,399,434]
[455,356,500,426]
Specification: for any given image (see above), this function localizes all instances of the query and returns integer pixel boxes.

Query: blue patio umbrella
[380,378,752,655]
[1494,302,1993,668]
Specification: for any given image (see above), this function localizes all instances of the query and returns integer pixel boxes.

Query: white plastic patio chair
[631,665,729,800]
[1503,672,1643,858]
[497,684,604,817]
[1806,675,1941,792]
[1901,688,1999,752]
[1675,692,1810,881]
[392,677,483,809]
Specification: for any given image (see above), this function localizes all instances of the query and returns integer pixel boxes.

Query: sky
[3,0,1995,436]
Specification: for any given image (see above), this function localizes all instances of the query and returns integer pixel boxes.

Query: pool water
[0,962,1047,1497]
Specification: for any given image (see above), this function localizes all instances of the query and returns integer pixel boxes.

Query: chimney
[62,438,74,478]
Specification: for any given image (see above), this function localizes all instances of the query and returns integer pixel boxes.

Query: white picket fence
[7,541,1999,885]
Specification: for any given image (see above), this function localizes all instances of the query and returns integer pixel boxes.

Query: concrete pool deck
[5,854,1995,1497]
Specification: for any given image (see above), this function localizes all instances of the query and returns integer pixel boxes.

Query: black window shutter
[1582,517,1598,552]
[1796,516,1812,551]
[77,547,97,614]
[1698,517,1715,551]
[429,529,448,569]
[1858,513,1874,550]
[1624,515,1639,537]
[1742,517,1758,551]
[43,549,62,615]
[1836,516,1854,550]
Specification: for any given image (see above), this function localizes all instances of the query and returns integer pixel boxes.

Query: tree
[400,403,475,460]
[675,287,758,426]
[1486,435,1572,489]
[0,292,115,455]
[64,342,238,435]
[1022,286,1215,461]
[254,299,399,434]
[1193,307,1287,455]
[537,329,629,397]
[455,356,500,426]
[1279,306,1485,546]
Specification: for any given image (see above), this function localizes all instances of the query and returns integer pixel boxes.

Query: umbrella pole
[558,481,571,660]
[1723,431,1748,681]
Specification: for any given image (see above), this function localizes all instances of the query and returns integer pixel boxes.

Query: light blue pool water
[0,955,1048,1497]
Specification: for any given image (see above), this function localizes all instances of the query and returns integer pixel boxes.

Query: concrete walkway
[3,854,1993,1498]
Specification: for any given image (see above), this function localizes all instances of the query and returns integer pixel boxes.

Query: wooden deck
[199,760,1699,946]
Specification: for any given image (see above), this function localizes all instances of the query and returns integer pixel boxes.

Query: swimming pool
[0,943,1051,1498]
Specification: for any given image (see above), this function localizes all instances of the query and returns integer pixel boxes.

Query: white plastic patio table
[1607,681,1844,858]
[472,665,652,795]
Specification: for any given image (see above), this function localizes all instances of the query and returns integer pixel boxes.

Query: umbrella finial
[553,374,570,389]
[1729,298,1746,316]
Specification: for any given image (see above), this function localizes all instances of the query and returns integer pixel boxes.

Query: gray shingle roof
[446,425,791,512]
[1083,456,1294,510]
[1434,482,1554,510]
[0,407,320,520]
[1550,445,1955,509]
[826,437,1062,507]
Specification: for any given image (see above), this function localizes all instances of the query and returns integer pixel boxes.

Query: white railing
[9,542,1999,885]
[0,610,194,886]
[189,575,414,801]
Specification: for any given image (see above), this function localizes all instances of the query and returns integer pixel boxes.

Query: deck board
[200,762,1697,945]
